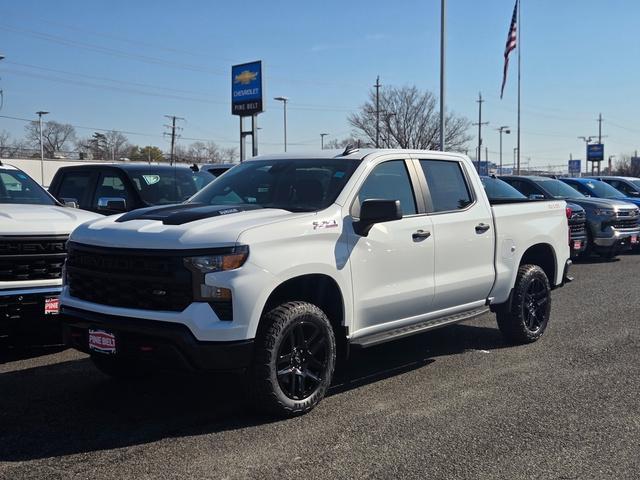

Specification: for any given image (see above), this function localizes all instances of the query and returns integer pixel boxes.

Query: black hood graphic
[116,203,263,225]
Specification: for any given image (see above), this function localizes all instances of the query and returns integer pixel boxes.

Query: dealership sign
[587,143,604,162]
[232,61,263,116]
[568,159,581,175]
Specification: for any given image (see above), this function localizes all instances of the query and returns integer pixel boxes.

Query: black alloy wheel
[276,320,329,400]
[522,277,548,333]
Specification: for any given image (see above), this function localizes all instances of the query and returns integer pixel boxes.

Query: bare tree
[24,120,76,157]
[0,130,10,157]
[324,135,372,150]
[615,154,640,177]
[104,130,131,160]
[348,85,471,151]
[185,141,237,163]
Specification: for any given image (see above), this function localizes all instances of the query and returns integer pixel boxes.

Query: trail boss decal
[313,220,339,230]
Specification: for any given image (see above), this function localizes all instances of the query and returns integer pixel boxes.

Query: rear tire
[496,264,551,344]
[91,355,150,380]
[249,301,336,417]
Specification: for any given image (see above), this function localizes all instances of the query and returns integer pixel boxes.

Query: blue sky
[1,0,639,168]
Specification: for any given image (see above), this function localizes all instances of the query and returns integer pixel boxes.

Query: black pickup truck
[48,164,214,215]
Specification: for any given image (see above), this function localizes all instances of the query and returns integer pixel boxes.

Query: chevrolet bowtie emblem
[234,70,257,85]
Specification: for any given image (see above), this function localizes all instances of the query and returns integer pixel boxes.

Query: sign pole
[239,116,245,162]
[252,114,258,157]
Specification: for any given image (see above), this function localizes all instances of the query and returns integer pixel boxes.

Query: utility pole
[597,113,603,174]
[274,97,289,152]
[374,76,382,148]
[36,111,49,185]
[439,0,446,151]
[472,92,489,173]
[164,115,184,165]
[497,126,510,175]
[320,133,329,150]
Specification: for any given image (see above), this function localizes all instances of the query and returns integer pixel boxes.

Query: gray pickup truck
[501,176,640,258]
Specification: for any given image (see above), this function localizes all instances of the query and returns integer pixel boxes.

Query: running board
[351,307,490,348]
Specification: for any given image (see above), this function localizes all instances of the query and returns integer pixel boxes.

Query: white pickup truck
[61,149,571,415]
[0,163,100,340]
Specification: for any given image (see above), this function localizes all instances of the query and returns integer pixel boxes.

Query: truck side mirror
[61,197,79,208]
[353,199,403,236]
[97,197,127,212]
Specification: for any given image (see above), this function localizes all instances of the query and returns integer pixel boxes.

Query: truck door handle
[412,229,431,240]
[475,223,490,234]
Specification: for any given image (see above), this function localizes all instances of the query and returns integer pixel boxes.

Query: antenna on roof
[337,144,360,157]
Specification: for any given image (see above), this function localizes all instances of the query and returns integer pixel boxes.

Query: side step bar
[351,307,489,348]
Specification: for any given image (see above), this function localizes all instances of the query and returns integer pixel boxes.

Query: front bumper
[593,228,639,250]
[62,306,254,371]
[0,286,62,334]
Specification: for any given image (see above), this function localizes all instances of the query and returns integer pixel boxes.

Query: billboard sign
[568,159,581,176]
[232,61,263,116]
[587,143,604,162]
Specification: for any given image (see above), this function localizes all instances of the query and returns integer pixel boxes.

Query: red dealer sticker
[44,297,60,315]
[88,329,117,354]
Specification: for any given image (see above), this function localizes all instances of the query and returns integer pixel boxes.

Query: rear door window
[419,160,473,212]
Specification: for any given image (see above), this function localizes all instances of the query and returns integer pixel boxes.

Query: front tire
[496,264,551,344]
[249,301,336,417]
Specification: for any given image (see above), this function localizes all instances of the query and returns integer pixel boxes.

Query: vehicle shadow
[0,322,508,462]
[572,255,620,264]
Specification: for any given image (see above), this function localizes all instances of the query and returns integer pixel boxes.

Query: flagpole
[516,0,521,174]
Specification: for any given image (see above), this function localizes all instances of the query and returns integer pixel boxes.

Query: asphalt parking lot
[1,255,639,480]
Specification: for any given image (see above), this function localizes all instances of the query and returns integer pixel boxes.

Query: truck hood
[70,203,313,249]
[567,197,638,211]
[0,204,101,236]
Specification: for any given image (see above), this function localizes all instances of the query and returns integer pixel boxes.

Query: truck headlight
[183,246,249,273]
[594,209,615,216]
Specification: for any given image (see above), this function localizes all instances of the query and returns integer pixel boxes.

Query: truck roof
[55,163,195,172]
[247,148,464,162]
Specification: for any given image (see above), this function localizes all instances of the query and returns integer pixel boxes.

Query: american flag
[500,0,519,99]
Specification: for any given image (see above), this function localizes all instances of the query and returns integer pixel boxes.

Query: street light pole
[497,126,510,174]
[320,133,329,150]
[439,0,446,151]
[36,111,49,185]
[274,96,289,152]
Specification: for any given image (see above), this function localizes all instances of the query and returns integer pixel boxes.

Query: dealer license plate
[631,235,638,245]
[573,240,582,250]
[44,297,60,315]
[88,329,117,354]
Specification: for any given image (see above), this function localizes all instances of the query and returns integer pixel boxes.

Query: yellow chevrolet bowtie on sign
[234,70,257,85]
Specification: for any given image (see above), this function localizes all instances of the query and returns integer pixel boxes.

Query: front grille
[66,243,193,312]
[569,222,586,236]
[0,236,68,281]
[612,218,639,230]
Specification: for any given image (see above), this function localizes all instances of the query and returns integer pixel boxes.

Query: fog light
[199,285,232,301]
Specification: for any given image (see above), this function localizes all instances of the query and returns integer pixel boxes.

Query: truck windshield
[481,176,526,200]
[577,180,626,199]
[189,158,361,212]
[126,169,213,205]
[0,168,56,205]
[535,179,585,199]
